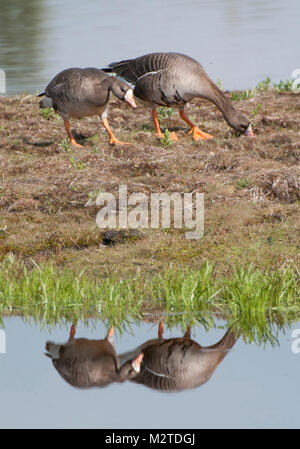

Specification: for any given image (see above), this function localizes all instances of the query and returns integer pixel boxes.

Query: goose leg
[101,118,130,145]
[63,120,84,148]
[152,108,178,141]
[179,109,213,140]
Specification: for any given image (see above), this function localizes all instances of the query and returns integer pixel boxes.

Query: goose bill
[245,124,254,136]
[132,353,144,373]
[124,89,137,108]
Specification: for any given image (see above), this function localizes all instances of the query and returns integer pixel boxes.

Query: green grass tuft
[0,255,299,344]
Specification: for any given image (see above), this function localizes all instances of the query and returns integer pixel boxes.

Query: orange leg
[152,108,164,139]
[63,120,84,148]
[179,109,214,140]
[152,109,178,141]
[102,118,129,145]
[158,321,164,339]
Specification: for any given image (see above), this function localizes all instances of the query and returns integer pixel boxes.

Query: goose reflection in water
[45,324,143,388]
[120,322,239,392]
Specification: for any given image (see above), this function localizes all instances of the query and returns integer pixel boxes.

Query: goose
[45,324,143,388]
[119,322,239,392]
[38,68,137,147]
[103,52,254,141]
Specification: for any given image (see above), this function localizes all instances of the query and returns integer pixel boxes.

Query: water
[0,0,299,95]
[1,317,299,429]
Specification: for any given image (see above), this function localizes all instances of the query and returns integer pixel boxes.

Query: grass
[231,88,257,101]
[157,107,175,122]
[236,177,250,190]
[273,79,294,93]
[231,77,296,100]
[160,129,173,146]
[0,255,299,345]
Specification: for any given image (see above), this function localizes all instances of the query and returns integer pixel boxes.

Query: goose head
[118,353,144,381]
[110,79,137,108]
[228,109,253,136]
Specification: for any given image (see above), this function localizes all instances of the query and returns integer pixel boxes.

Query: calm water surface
[0,0,299,95]
[0,317,299,429]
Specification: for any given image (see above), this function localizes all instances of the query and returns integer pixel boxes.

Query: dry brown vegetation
[0,90,299,278]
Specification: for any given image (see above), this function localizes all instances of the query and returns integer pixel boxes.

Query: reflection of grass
[0,255,299,344]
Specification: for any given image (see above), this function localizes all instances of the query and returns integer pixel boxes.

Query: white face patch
[124,89,134,101]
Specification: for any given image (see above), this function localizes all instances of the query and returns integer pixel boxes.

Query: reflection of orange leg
[152,108,178,141]
[63,120,84,148]
[107,327,114,344]
[158,321,164,339]
[69,323,76,340]
[179,109,213,140]
[102,118,129,145]
[184,326,191,339]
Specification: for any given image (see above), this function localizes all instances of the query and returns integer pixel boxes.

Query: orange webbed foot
[189,127,214,141]
[156,131,165,139]
[109,139,130,146]
[157,131,179,142]
[70,139,84,148]
[169,131,179,142]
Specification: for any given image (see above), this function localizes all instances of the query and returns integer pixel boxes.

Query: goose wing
[134,69,189,106]
[104,53,180,83]
[104,53,201,106]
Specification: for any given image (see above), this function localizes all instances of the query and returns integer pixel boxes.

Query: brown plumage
[119,322,239,392]
[38,67,137,147]
[103,52,253,140]
[45,324,143,389]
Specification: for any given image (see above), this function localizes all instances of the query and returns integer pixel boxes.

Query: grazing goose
[45,324,143,388]
[103,52,253,141]
[120,322,239,392]
[38,68,137,147]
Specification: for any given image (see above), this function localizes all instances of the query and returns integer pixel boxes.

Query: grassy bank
[0,83,299,334]
[1,255,299,344]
